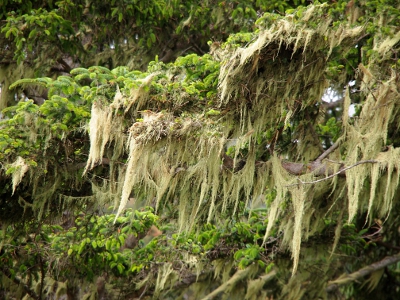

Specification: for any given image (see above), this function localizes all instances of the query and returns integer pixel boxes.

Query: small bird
[120,225,162,251]
[222,153,246,172]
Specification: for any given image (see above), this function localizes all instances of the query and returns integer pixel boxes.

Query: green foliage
[1,73,91,160]
[57,207,160,278]
[318,117,342,142]
[0,206,274,297]
[1,8,75,64]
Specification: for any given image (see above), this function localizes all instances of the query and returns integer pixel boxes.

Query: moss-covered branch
[326,252,400,292]
[1,268,39,300]
[200,266,254,300]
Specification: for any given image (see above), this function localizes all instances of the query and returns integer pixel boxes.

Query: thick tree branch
[286,160,377,187]
[1,268,39,299]
[280,139,380,185]
[376,241,400,251]
[66,157,110,172]
[56,58,72,73]
[200,267,254,300]
[280,141,341,176]
[326,252,400,292]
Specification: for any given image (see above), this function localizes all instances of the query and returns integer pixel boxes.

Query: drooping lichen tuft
[80,4,400,276]
[9,156,29,195]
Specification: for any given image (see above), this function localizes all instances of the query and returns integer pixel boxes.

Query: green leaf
[150,33,156,43]
[117,263,124,274]
[206,109,221,116]
[28,29,38,38]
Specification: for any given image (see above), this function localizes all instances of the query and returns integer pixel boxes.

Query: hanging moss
[79,4,400,275]
[2,4,400,297]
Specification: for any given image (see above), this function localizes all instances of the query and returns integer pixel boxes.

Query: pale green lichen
[10,156,29,195]
[79,4,400,279]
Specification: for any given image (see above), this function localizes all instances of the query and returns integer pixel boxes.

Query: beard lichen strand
[264,156,323,275]
[346,164,368,223]
[218,6,363,113]
[83,101,112,174]
[206,141,225,223]
[264,156,291,241]
[343,68,399,223]
[124,73,157,113]
[114,133,140,222]
[154,263,176,297]
[10,156,29,195]
[289,184,307,276]
[113,115,229,225]
[83,5,396,278]
[378,148,400,218]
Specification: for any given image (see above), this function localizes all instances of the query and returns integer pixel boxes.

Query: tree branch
[66,157,110,172]
[200,267,254,300]
[280,141,341,176]
[316,140,340,162]
[1,268,39,299]
[56,58,72,73]
[286,160,377,187]
[326,252,400,292]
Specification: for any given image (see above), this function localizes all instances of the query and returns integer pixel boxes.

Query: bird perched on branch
[120,225,162,251]
[222,153,246,172]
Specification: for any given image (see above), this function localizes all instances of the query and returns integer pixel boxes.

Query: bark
[326,252,400,292]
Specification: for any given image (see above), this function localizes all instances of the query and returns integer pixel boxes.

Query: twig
[326,251,400,292]
[56,58,72,73]
[286,160,377,187]
[138,284,148,299]
[38,253,45,300]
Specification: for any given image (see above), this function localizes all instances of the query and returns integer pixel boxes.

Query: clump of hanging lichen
[4,4,399,286]
[95,5,375,277]
[81,4,376,276]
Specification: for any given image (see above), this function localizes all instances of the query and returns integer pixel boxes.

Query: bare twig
[326,251,400,292]
[138,284,148,299]
[280,141,341,176]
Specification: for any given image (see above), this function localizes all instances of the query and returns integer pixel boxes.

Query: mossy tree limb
[326,252,400,293]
